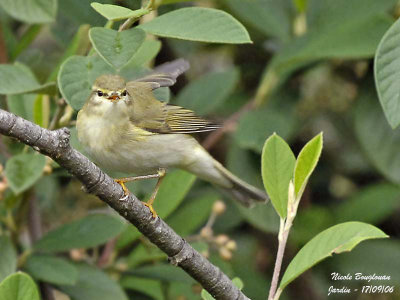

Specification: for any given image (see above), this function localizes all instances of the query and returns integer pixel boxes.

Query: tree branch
[0,109,249,300]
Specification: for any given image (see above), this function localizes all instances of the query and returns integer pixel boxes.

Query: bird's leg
[114,168,166,218]
[143,168,166,218]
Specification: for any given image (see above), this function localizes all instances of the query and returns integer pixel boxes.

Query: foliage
[0,0,399,299]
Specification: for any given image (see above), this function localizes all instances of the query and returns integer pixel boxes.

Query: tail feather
[213,161,269,207]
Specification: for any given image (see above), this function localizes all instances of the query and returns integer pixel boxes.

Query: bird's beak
[107,93,120,102]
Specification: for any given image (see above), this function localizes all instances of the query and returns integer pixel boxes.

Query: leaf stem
[118,8,150,32]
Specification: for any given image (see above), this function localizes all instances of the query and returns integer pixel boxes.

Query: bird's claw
[144,202,157,218]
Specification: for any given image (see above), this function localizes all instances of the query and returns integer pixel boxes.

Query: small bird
[76,59,268,217]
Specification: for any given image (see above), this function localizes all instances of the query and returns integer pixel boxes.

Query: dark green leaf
[354,86,400,184]
[127,39,162,67]
[293,133,323,198]
[223,0,294,42]
[0,272,40,300]
[7,94,36,122]
[120,276,163,300]
[168,193,218,236]
[60,264,128,300]
[374,17,400,129]
[139,7,252,44]
[127,264,194,283]
[5,154,46,195]
[235,96,297,153]
[0,0,57,23]
[280,222,388,290]
[0,63,54,95]
[153,170,196,219]
[261,134,296,218]
[0,236,17,282]
[89,28,146,70]
[127,244,166,267]
[334,183,400,224]
[24,255,78,286]
[91,3,137,21]
[176,69,239,115]
[34,214,125,252]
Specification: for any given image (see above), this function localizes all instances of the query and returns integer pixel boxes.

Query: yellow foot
[114,179,129,196]
[144,202,157,218]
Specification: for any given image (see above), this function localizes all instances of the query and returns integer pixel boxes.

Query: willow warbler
[76,59,268,217]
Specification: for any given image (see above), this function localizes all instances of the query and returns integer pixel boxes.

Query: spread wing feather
[162,105,221,134]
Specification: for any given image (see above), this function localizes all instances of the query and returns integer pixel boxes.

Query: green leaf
[354,86,400,184]
[293,133,323,198]
[33,95,50,128]
[261,134,296,218]
[120,276,163,300]
[0,236,17,282]
[0,0,57,23]
[235,94,297,153]
[60,264,128,300]
[374,17,400,129]
[5,154,46,195]
[201,276,244,300]
[89,28,146,70]
[47,24,91,82]
[334,183,400,224]
[168,193,218,236]
[34,214,125,252]
[234,201,279,233]
[127,39,162,67]
[0,63,55,95]
[176,69,239,115]
[24,255,78,286]
[115,224,141,250]
[279,222,388,290]
[223,0,294,42]
[90,3,137,21]
[139,7,252,44]
[0,272,40,300]
[153,170,196,219]
[6,94,36,122]
[127,244,166,268]
[264,0,395,87]
[127,264,194,283]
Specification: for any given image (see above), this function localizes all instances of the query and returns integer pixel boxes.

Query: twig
[118,8,151,32]
[267,218,288,300]
[0,109,249,300]
[97,238,117,267]
[268,181,298,300]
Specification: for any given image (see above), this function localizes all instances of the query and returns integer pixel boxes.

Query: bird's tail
[213,160,269,207]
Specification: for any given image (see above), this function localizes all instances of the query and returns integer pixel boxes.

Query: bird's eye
[121,90,127,96]
[97,90,103,97]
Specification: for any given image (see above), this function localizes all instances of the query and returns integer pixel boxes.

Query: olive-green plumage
[76,59,268,206]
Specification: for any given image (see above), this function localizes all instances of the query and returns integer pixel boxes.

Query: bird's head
[91,74,129,103]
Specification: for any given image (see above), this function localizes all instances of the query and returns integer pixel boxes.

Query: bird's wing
[132,59,190,90]
[161,105,221,134]
[128,88,221,134]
